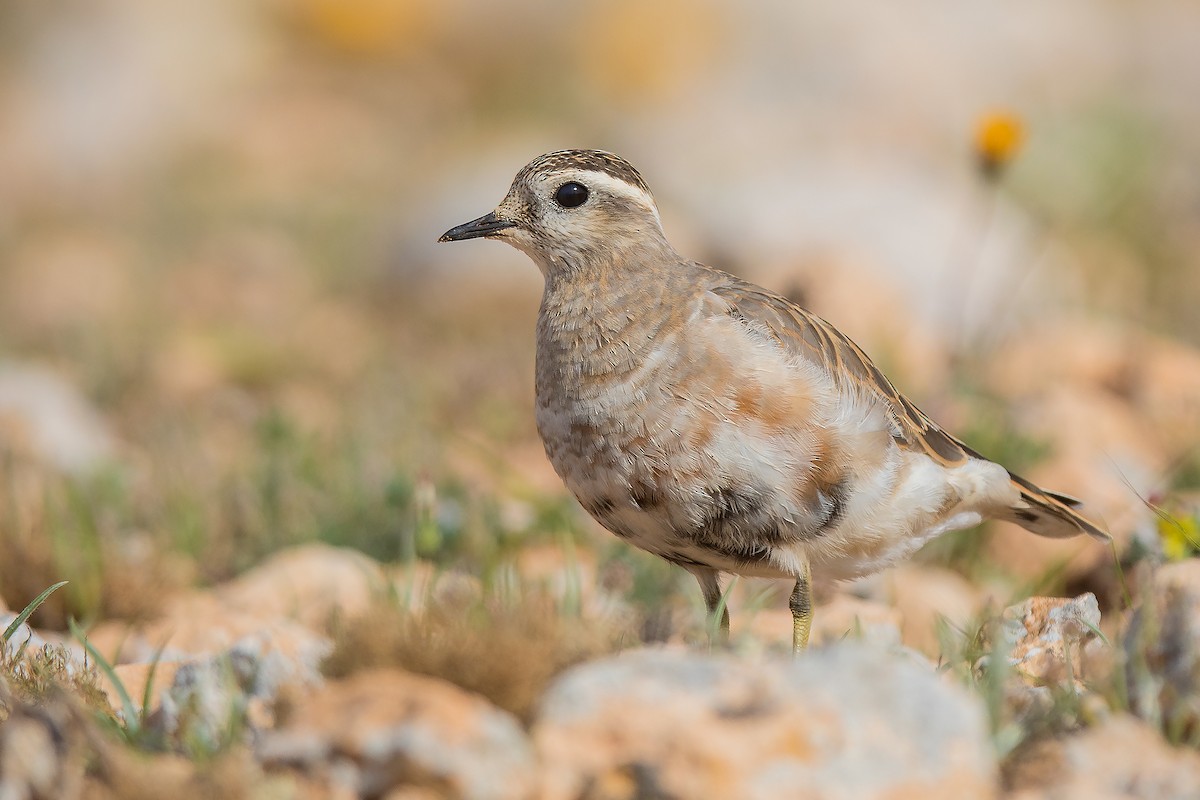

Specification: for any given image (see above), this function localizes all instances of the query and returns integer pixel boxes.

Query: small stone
[1003,593,1104,686]
[534,643,996,800]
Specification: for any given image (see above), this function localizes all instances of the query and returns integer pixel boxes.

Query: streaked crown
[514,150,653,197]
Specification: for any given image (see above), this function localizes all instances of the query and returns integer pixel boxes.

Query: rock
[534,644,997,800]
[0,695,86,800]
[214,543,386,630]
[0,362,117,474]
[82,746,270,799]
[1125,560,1200,736]
[259,668,536,800]
[1006,715,1200,799]
[90,611,331,735]
[153,655,251,749]
[1003,593,1105,686]
[91,598,331,665]
[90,544,380,665]
[151,628,329,747]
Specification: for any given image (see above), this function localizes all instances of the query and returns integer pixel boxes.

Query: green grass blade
[3,580,69,644]
[140,639,171,726]
[69,617,140,736]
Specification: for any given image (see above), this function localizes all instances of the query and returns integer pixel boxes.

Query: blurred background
[2,0,1199,631]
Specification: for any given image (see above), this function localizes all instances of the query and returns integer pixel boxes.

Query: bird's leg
[691,567,730,647]
[790,560,813,654]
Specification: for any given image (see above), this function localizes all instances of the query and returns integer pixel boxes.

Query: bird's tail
[999,470,1111,542]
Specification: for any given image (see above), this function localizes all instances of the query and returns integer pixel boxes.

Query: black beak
[438,211,517,242]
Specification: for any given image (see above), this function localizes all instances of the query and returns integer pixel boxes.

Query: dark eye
[554,182,589,208]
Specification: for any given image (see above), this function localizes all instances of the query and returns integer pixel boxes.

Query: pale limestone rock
[1125,561,1200,736]
[214,543,386,630]
[0,697,85,800]
[1007,715,1200,800]
[534,644,997,800]
[90,544,383,665]
[1003,593,1104,686]
[150,627,330,746]
[259,669,535,800]
[92,599,331,666]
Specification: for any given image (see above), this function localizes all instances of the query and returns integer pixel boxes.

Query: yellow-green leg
[692,567,730,647]
[790,561,813,654]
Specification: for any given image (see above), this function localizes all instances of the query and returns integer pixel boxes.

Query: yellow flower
[1158,512,1200,562]
[974,111,1024,178]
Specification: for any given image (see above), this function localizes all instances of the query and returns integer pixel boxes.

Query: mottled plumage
[440,148,1109,651]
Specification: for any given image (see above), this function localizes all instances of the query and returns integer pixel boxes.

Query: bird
[439,149,1109,653]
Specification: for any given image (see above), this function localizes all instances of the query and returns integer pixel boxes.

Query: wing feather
[704,272,1110,542]
[706,277,972,468]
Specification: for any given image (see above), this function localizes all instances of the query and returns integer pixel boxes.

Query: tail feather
[1042,488,1083,508]
[1002,470,1110,542]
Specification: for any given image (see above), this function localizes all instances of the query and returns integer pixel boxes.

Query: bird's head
[439,149,674,278]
